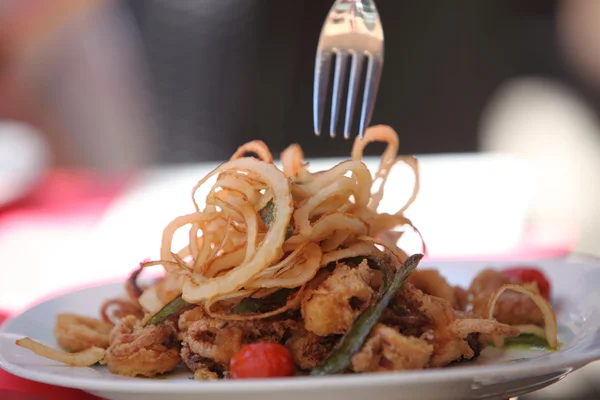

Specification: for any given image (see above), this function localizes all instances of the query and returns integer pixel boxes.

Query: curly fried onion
[352,125,398,211]
[147,125,421,319]
[281,143,304,178]
[182,158,293,303]
[230,140,273,163]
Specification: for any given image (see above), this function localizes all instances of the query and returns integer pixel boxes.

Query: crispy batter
[54,313,112,352]
[100,298,144,325]
[179,307,298,374]
[285,327,337,370]
[469,269,544,325]
[185,316,244,366]
[181,341,223,378]
[406,269,464,310]
[383,283,432,337]
[236,315,298,344]
[193,364,220,380]
[450,318,519,361]
[178,306,206,339]
[104,315,180,377]
[352,324,433,372]
[451,318,520,338]
[394,283,518,368]
[406,286,474,367]
[301,261,374,336]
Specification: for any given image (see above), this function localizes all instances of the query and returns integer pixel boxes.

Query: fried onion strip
[182,158,293,303]
[16,338,105,366]
[144,126,421,320]
[487,284,558,349]
[351,125,399,211]
[230,140,273,163]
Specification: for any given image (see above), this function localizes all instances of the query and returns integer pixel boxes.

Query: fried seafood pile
[40,259,553,378]
[16,126,557,378]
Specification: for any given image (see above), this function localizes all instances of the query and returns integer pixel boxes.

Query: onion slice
[486,284,558,349]
[230,140,273,163]
[15,337,105,366]
[351,125,399,211]
[182,158,293,302]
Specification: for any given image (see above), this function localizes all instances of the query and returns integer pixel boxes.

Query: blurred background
[2,0,600,398]
[4,0,600,162]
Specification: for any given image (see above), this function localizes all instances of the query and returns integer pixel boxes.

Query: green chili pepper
[144,294,191,326]
[229,288,296,315]
[310,253,424,376]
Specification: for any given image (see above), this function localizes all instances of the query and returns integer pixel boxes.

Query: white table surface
[0,153,566,313]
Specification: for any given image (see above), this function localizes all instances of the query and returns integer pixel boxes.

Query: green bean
[310,253,423,375]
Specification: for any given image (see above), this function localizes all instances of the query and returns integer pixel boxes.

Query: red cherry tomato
[502,267,551,300]
[230,343,295,379]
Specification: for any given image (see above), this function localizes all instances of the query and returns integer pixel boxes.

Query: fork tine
[343,52,364,139]
[358,54,383,137]
[313,52,333,136]
[329,51,348,138]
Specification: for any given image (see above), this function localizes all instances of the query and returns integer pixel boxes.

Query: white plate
[2,258,600,400]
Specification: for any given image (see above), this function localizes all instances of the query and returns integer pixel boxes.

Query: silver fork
[313,0,384,139]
